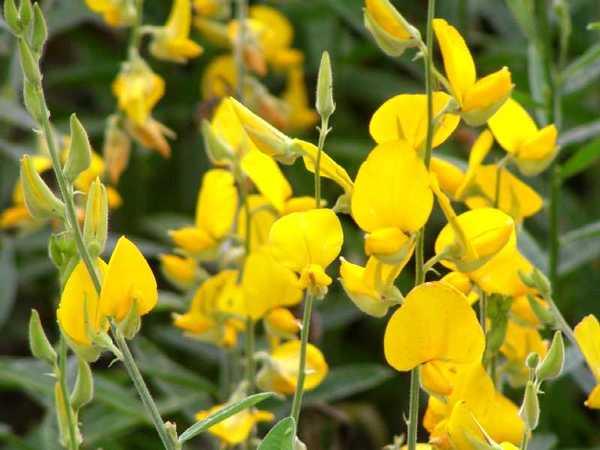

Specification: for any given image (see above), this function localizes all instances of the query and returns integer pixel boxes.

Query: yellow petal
[447,400,487,450]
[440,271,473,297]
[202,56,237,100]
[516,125,559,176]
[296,139,354,195]
[574,315,600,381]
[433,18,476,104]
[369,92,460,150]
[488,98,538,154]
[282,67,318,131]
[100,236,158,321]
[469,246,533,297]
[237,195,278,249]
[585,384,600,409]
[268,208,343,273]
[169,226,216,256]
[241,150,292,213]
[159,254,197,289]
[364,227,412,264]
[195,169,238,239]
[242,250,303,320]
[264,307,300,337]
[421,361,459,397]
[384,282,485,371]
[365,0,412,39]
[455,130,494,200]
[501,320,547,366]
[352,141,433,233]
[430,157,466,199]
[195,404,274,445]
[249,5,294,59]
[57,260,108,346]
[461,67,513,126]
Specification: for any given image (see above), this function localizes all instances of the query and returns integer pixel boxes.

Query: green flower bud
[18,0,32,28]
[20,154,65,220]
[18,38,41,84]
[63,114,92,182]
[201,120,233,165]
[531,268,552,297]
[119,299,141,340]
[527,294,555,326]
[29,309,56,365]
[70,358,94,411]
[316,51,335,121]
[525,352,540,369]
[536,331,565,382]
[83,178,108,258]
[31,4,48,56]
[519,380,540,431]
[3,0,21,34]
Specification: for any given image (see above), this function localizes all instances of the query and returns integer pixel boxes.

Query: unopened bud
[18,38,41,84]
[70,358,94,411]
[531,268,552,297]
[201,120,233,165]
[4,0,21,34]
[18,0,32,27]
[316,51,335,120]
[29,309,56,365]
[536,331,565,382]
[83,178,108,258]
[519,380,540,431]
[527,294,555,326]
[63,114,92,182]
[20,154,65,220]
[525,352,540,369]
[31,4,48,55]
[363,0,420,57]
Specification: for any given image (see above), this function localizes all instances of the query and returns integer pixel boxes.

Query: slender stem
[408,3,435,450]
[57,337,79,450]
[290,290,314,424]
[521,431,530,450]
[33,63,174,450]
[128,0,145,52]
[549,164,561,289]
[234,0,248,102]
[112,324,175,450]
[314,116,329,208]
[244,318,256,392]
[479,292,487,335]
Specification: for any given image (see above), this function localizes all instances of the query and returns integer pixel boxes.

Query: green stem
[545,292,577,346]
[234,0,248,102]
[57,337,79,450]
[290,290,315,424]
[244,318,256,392]
[32,56,174,450]
[408,2,435,450]
[479,292,487,335]
[314,116,329,208]
[549,164,561,289]
[521,431,530,450]
[128,0,145,53]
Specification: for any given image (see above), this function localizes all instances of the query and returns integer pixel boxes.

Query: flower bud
[201,119,233,165]
[48,232,77,270]
[525,352,540,369]
[18,38,41,84]
[519,380,540,431]
[20,154,65,220]
[63,114,92,182]
[3,0,21,34]
[526,294,555,326]
[536,331,565,382]
[29,309,56,365]
[31,4,48,55]
[70,358,94,411]
[316,51,335,121]
[83,178,108,258]
[18,0,32,28]
[363,0,421,57]
[519,268,551,297]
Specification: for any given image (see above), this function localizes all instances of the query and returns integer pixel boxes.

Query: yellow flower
[433,19,513,126]
[510,295,548,328]
[57,260,109,346]
[488,98,559,176]
[281,66,319,131]
[85,0,136,27]
[257,340,328,395]
[432,174,515,272]
[248,5,297,68]
[126,117,175,158]
[454,130,494,200]
[339,256,407,318]
[201,55,237,100]
[193,0,229,18]
[384,282,485,372]
[430,157,467,199]
[195,403,274,446]
[99,236,158,322]
[268,208,343,295]
[369,92,460,151]
[440,271,478,305]
[149,0,203,63]
[264,307,300,340]
[173,270,242,348]
[159,254,198,290]
[113,57,165,125]
[574,315,600,409]
[351,141,432,262]
[237,195,278,249]
[421,361,459,397]
[363,0,420,57]
[170,169,238,257]
[242,249,303,320]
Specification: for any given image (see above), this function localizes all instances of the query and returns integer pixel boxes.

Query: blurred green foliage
[0,0,599,449]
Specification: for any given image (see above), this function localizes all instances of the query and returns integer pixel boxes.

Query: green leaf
[561,138,600,179]
[561,43,600,94]
[559,221,600,275]
[0,238,17,329]
[559,120,600,147]
[178,392,275,443]
[258,417,296,450]
[304,364,394,405]
[505,0,534,39]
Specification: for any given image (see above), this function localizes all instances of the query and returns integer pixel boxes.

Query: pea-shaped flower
[574,315,600,409]
[384,282,485,372]
[363,0,420,57]
[85,0,136,27]
[351,141,432,263]
[268,208,343,298]
[149,0,203,63]
[488,98,559,176]
[433,19,513,126]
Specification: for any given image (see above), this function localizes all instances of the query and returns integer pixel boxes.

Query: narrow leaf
[178,392,274,443]
[0,238,17,329]
[257,417,296,450]
[561,138,600,179]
